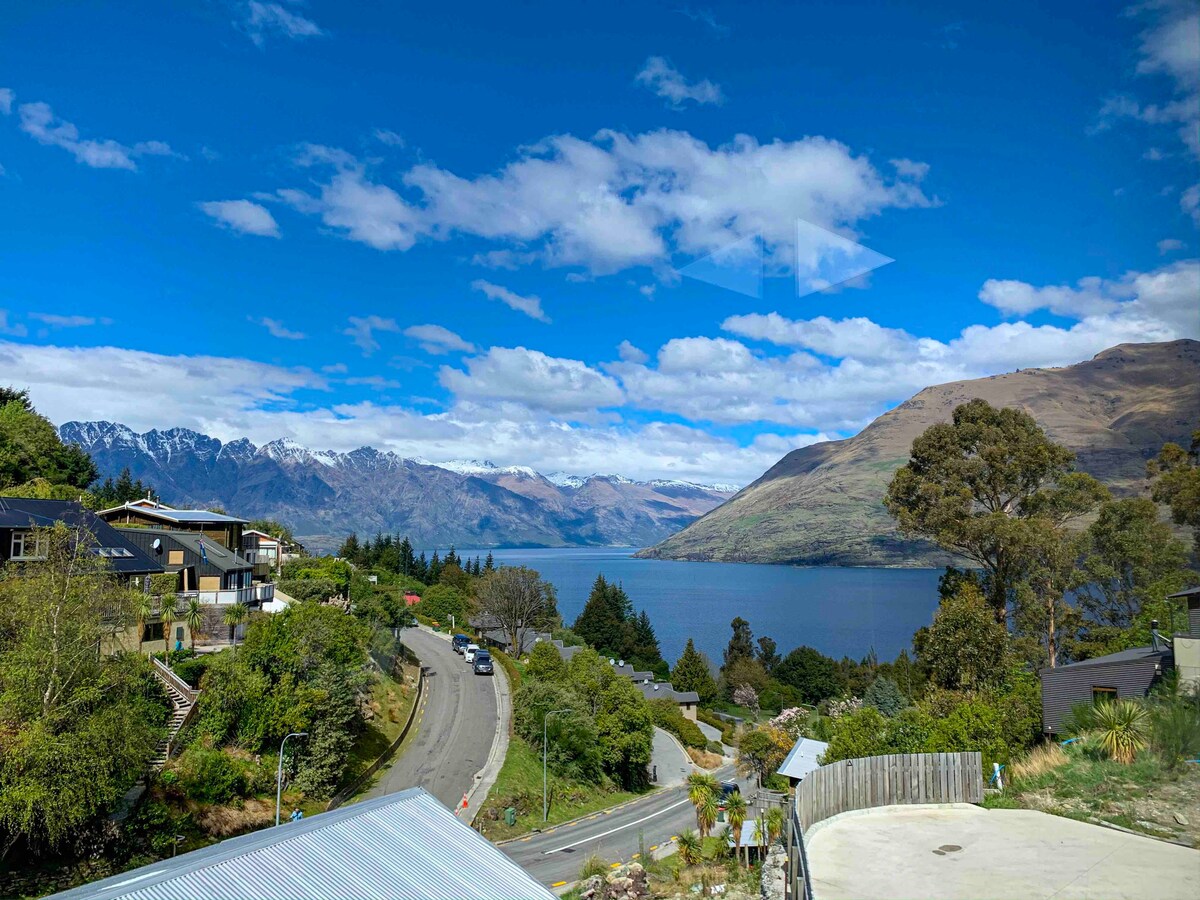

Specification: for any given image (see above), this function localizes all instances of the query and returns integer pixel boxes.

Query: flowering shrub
[769,707,808,738]
[827,697,863,719]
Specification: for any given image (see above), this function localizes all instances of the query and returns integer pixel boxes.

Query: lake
[482,548,943,667]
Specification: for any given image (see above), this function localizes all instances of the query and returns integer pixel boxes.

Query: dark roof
[0,497,163,576]
[1052,646,1172,670]
[636,682,700,704]
[46,788,553,900]
[1167,586,1200,600]
[100,503,248,525]
[117,528,252,574]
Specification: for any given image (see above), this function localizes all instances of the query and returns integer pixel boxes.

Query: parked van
[464,644,481,663]
[452,634,470,654]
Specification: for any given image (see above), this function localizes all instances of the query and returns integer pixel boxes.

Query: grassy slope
[475,737,646,841]
[984,750,1200,846]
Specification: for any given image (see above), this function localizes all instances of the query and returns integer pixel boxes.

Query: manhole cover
[939,845,962,853]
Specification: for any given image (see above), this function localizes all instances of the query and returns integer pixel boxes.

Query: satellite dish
[152,538,162,553]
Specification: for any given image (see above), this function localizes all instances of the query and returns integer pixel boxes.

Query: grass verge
[989,742,1200,846]
[474,736,647,841]
[337,662,419,789]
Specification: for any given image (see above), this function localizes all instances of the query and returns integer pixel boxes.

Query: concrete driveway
[806,804,1200,900]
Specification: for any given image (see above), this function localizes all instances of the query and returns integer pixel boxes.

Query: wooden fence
[785,752,983,899]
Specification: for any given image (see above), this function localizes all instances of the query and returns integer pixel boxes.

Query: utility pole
[275,732,308,826]
[542,709,571,822]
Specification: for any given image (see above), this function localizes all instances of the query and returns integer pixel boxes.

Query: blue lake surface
[481,548,943,666]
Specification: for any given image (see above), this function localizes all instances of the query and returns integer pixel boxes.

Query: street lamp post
[275,731,308,826]
[542,708,572,822]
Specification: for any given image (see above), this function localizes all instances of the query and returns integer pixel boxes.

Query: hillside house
[240,528,281,580]
[0,497,162,584]
[0,497,179,653]
[1039,591,1199,735]
[98,501,247,552]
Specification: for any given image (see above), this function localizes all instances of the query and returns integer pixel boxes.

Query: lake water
[483,548,943,667]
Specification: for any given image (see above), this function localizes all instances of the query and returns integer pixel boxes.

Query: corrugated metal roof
[1052,647,1170,669]
[777,737,828,780]
[47,789,554,900]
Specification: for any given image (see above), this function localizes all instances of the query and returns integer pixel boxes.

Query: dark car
[718,781,740,807]
[473,651,494,675]
[452,634,470,654]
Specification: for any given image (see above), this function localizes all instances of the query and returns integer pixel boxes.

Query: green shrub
[174,747,246,804]
[173,655,211,689]
[648,698,707,749]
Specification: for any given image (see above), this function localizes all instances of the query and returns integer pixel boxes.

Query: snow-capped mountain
[59,421,738,551]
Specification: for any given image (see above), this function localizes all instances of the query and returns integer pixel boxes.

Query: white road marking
[540,798,692,854]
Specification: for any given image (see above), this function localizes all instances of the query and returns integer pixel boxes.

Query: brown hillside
[640,340,1200,567]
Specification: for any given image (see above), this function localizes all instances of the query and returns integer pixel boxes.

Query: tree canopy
[885,399,1107,620]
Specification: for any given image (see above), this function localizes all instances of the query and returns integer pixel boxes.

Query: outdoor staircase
[149,657,199,771]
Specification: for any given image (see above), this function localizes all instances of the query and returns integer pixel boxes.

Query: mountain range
[641,339,1200,567]
[58,421,736,551]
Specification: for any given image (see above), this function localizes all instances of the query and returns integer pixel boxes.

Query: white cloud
[266,129,929,275]
[1182,184,1200,225]
[635,57,723,107]
[255,317,306,339]
[17,101,175,171]
[617,340,648,364]
[404,324,476,355]
[1158,238,1185,254]
[199,199,280,237]
[605,261,1200,430]
[242,1,324,46]
[373,128,404,147]
[29,313,110,328]
[0,88,13,116]
[343,315,400,356]
[0,311,27,337]
[1098,2,1200,157]
[471,279,550,322]
[439,347,623,415]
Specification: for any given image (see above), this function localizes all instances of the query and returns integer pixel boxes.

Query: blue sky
[1,0,1197,485]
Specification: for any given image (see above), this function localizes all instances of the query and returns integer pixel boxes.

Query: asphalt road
[364,626,499,811]
[501,765,754,888]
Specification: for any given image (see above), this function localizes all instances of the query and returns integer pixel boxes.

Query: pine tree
[573,575,627,657]
[338,533,361,561]
[484,551,495,572]
[398,537,415,576]
[671,639,718,704]
[414,551,429,583]
[722,617,755,674]
[428,550,442,583]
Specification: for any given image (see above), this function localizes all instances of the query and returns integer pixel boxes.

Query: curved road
[502,765,753,888]
[364,625,499,811]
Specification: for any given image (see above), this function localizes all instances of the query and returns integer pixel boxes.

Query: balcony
[255,583,275,603]
[177,586,258,606]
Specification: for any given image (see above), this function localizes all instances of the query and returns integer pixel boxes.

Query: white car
[464,644,481,664]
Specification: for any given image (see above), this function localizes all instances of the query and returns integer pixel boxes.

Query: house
[0,497,177,653]
[116,528,271,605]
[1040,587,1200,734]
[98,501,247,552]
[1169,586,1200,691]
[0,497,162,585]
[46,788,554,900]
[1040,644,1173,736]
[777,736,829,787]
[239,528,281,580]
[636,681,701,720]
[403,591,422,606]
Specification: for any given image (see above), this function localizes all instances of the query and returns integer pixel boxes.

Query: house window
[143,622,164,642]
[1092,686,1118,703]
[10,531,48,560]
